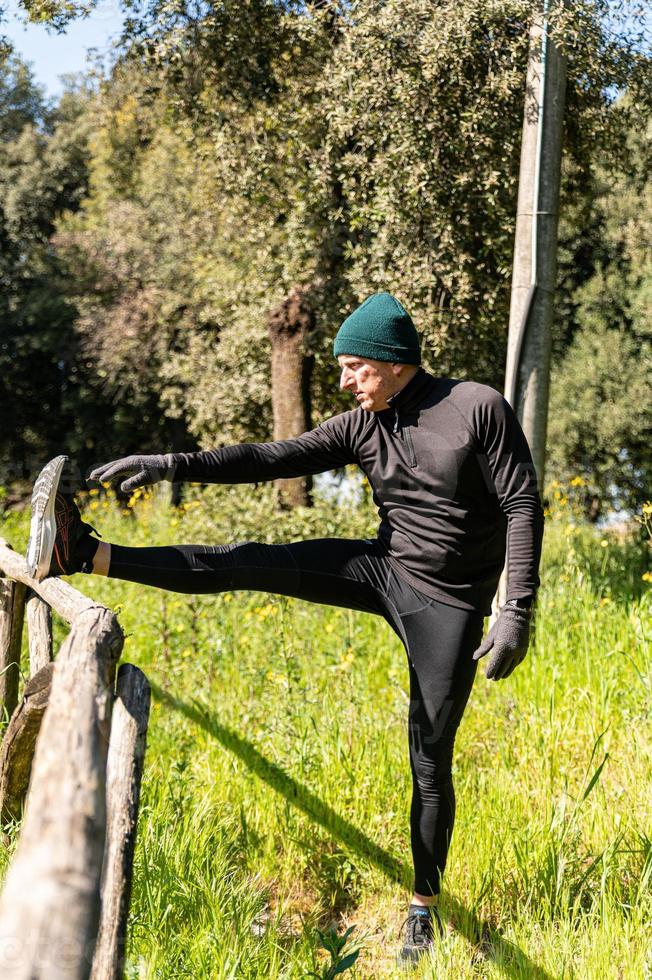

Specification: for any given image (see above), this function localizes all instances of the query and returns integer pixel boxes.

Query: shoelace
[401,910,435,947]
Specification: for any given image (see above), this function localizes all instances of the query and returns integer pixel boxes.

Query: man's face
[338,355,412,412]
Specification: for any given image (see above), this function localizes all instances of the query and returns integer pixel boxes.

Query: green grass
[1,484,651,978]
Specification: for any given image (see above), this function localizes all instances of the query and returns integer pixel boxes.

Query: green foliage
[307,925,361,979]
[1,3,651,504]
[47,1,652,464]
[0,59,95,482]
[0,54,46,140]
[548,119,652,515]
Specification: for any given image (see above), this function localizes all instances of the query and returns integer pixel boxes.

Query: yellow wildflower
[642,571,652,583]
[570,476,586,487]
[337,651,355,672]
[600,539,608,548]
[642,502,652,517]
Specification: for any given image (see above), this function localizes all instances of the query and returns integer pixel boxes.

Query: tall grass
[1,481,650,978]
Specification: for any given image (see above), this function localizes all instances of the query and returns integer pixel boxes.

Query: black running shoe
[397,905,442,966]
[26,456,100,580]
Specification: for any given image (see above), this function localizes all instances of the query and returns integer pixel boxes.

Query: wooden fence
[0,539,151,980]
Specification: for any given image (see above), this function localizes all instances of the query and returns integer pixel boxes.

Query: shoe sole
[26,455,68,581]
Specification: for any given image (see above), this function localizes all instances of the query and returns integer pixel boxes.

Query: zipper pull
[393,410,400,434]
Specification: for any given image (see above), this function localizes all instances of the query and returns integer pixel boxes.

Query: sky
[2,0,125,98]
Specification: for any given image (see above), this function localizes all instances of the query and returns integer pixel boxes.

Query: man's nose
[340,368,353,390]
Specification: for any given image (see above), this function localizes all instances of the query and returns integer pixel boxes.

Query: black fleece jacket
[174,368,544,614]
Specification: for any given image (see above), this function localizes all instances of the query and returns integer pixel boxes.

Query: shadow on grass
[153,684,554,980]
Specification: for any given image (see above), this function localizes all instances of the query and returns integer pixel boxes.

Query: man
[26,292,543,964]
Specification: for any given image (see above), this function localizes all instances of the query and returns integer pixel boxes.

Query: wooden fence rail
[0,540,151,980]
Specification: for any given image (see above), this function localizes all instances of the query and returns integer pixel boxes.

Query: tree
[0,59,94,486]
[547,119,652,517]
[4,2,650,511]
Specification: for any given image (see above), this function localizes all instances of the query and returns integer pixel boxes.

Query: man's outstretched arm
[89,416,359,493]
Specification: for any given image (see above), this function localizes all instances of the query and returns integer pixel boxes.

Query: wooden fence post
[0,579,26,722]
[0,606,123,979]
[0,663,54,825]
[91,664,151,980]
[26,592,52,676]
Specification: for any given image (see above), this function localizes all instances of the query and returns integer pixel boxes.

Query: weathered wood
[0,541,97,626]
[26,590,53,675]
[0,578,26,722]
[0,663,54,823]
[0,605,124,979]
[91,664,151,980]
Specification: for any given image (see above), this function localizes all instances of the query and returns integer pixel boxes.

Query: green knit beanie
[333,292,421,365]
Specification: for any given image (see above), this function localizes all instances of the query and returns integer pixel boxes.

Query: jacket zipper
[393,410,417,467]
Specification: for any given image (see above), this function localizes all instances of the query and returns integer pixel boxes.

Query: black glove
[88,454,177,493]
[472,601,533,680]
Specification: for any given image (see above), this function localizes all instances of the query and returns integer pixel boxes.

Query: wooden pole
[504,0,567,486]
[91,664,151,980]
[26,591,53,676]
[0,541,98,625]
[494,1,566,612]
[0,606,123,979]
[0,663,54,824]
[0,579,26,722]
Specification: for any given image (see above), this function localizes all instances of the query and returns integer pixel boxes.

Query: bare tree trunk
[267,286,315,509]
[91,664,151,980]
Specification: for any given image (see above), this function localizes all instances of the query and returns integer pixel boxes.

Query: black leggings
[110,537,484,896]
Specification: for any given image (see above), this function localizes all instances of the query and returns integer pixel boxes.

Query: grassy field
[1,483,651,978]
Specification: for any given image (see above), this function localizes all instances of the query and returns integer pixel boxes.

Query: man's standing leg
[394,593,484,963]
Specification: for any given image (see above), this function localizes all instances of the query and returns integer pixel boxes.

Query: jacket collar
[386,367,435,414]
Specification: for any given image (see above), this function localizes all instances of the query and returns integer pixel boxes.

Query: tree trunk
[267,286,315,509]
